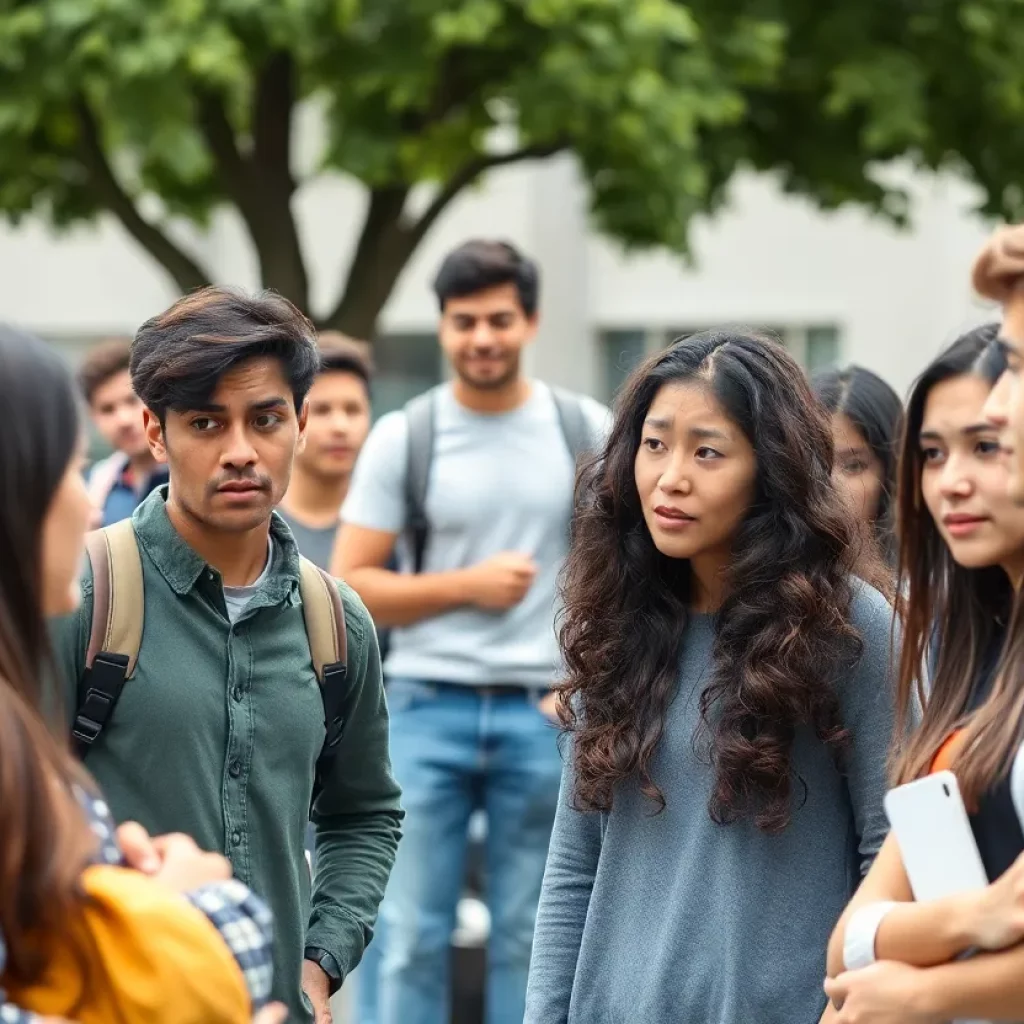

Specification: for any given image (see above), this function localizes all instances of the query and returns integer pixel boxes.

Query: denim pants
[365,679,562,1024]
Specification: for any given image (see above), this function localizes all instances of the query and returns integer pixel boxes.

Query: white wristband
[843,901,900,971]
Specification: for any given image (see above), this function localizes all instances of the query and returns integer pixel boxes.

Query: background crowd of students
[7,224,1024,1024]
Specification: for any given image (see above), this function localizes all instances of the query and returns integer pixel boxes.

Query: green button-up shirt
[50,490,402,1023]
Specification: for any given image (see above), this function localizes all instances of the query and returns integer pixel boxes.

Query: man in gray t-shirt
[334,240,607,1024]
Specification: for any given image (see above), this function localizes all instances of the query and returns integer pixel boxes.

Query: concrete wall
[0,151,1004,402]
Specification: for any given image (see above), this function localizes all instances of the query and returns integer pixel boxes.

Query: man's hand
[464,552,538,610]
[825,961,940,1024]
[538,690,561,724]
[302,959,334,1024]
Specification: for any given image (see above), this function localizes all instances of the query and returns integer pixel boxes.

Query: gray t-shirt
[524,583,897,1024]
[341,382,609,687]
[222,539,273,623]
[276,509,338,571]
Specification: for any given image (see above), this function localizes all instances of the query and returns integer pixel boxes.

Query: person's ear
[143,408,168,464]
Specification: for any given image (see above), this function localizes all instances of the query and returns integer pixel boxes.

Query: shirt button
[232,686,243,702]
[229,759,242,778]
[231,829,242,846]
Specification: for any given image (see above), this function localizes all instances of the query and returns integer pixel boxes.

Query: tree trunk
[249,198,309,311]
[318,186,418,339]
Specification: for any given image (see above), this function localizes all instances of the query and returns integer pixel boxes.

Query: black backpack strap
[403,389,438,574]
[551,386,592,465]
[299,559,349,813]
[72,520,144,760]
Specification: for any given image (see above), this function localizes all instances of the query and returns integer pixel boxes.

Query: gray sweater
[524,584,897,1024]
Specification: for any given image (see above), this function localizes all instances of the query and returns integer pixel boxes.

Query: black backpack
[401,385,593,573]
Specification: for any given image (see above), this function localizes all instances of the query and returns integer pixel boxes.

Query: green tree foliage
[1,0,1023,337]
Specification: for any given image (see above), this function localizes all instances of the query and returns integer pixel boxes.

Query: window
[804,326,841,373]
[371,332,443,416]
[597,324,841,403]
[600,330,648,400]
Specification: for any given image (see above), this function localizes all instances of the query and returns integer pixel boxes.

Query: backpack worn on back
[402,384,592,573]
[71,518,348,809]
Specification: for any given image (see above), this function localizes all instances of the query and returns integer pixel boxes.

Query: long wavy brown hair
[891,326,1018,798]
[0,326,96,985]
[560,330,878,832]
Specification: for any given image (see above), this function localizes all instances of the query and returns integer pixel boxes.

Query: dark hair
[131,286,320,421]
[560,330,872,832]
[317,331,374,393]
[0,326,97,985]
[893,324,1013,791]
[76,338,133,405]
[433,239,539,316]
[813,365,904,565]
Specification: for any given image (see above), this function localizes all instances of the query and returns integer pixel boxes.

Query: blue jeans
[369,679,562,1024]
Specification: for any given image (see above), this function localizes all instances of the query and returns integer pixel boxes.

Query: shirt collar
[132,487,302,602]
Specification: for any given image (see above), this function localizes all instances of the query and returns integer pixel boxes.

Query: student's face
[438,283,537,391]
[634,381,757,563]
[830,413,885,529]
[41,437,96,616]
[921,374,1024,572]
[146,357,306,534]
[295,371,371,481]
[984,333,1024,505]
[89,369,149,459]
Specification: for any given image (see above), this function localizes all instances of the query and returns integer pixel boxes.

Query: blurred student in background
[813,365,904,572]
[78,338,168,526]
[279,334,373,570]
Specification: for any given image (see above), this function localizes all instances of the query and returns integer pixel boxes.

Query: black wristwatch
[304,946,342,994]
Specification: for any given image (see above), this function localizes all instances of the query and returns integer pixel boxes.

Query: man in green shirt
[50,286,402,1024]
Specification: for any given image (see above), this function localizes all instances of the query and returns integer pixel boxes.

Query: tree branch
[74,99,212,294]
[195,89,254,206]
[194,83,308,308]
[252,52,295,184]
[410,139,569,245]
[321,140,568,335]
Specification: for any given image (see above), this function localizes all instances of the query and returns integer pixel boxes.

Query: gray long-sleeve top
[524,583,897,1024]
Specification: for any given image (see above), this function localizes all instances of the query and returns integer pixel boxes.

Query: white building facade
[0,153,1003,413]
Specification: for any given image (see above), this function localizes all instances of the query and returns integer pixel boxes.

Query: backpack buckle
[71,712,104,745]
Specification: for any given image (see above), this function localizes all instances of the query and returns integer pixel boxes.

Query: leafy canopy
[0,0,1022,335]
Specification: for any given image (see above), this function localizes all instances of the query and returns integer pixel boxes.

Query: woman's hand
[252,1004,287,1024]
[117,822,231,891]
[149,833,232,891]
[961,849,1024,951]
[825,961,940,1023]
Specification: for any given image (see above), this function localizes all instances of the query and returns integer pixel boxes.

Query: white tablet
[884,770,989,902]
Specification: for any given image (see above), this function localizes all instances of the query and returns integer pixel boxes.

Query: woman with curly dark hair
[523,330,898,1024]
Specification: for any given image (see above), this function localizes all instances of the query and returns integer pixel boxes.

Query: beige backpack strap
[84,518,144,678]
[74,519,144,758]
[299,558,349,811]
[299,557,347,681]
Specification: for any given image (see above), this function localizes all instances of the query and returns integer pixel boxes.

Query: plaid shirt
[0,788,274,1022]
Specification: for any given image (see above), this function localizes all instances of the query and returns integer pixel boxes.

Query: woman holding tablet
[825,326,1024,1021]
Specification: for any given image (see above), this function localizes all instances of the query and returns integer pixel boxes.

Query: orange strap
[931,729,967,774]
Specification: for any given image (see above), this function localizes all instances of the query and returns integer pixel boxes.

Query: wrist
[448,567,478,606]
[908,966,947,1024]
[945,891,983,951]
